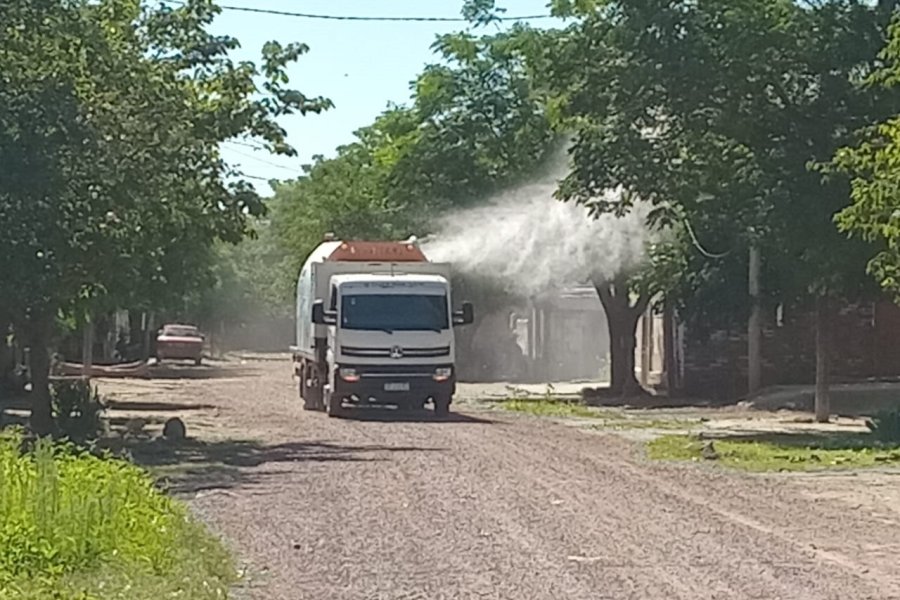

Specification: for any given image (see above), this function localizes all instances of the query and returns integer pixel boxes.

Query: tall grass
[0,431,235,599]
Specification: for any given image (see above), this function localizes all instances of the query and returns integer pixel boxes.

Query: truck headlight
[433,367,452,382]
[339,368,360,383]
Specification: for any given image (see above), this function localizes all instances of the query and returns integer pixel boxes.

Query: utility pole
[81,312,94,377]
[748,243,762,396]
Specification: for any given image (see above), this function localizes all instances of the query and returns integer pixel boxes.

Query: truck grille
[341,345,450,358]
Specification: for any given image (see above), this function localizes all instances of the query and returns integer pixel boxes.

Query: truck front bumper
[332,364,455,403]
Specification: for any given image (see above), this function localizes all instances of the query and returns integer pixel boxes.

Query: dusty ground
[94,355,900,600]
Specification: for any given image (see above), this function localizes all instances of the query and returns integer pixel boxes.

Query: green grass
[497,398,696,431]
[648,434,900,472]
[0,431,235,600]
[498,398,599,419]
[593,418,698,431]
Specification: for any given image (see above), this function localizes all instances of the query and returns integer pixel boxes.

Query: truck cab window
[341,294,449,332]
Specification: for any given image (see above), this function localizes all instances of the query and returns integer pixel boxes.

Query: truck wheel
[300,365,324,411]
[325,391,343,418]
[434,395,451,419]
[301,381,317,411]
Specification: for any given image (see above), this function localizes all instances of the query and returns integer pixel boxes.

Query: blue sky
[206,0,560,194]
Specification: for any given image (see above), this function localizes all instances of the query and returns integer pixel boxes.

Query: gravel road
[122,358,900,599]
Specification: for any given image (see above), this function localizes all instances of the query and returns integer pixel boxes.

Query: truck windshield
[341,294,449,332]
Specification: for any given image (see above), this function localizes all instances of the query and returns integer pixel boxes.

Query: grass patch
[594,418,697,431]
[497,396,695,430]
[0,430,235,599]
[648,434,900,472]
[498,397,599,419]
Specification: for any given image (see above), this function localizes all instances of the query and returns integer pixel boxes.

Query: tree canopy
[0,0,329,432]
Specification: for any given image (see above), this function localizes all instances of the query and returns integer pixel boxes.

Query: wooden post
[640,311,651,387]
[748,244,762,396]
[815,295,831,423]
[81,313,94,377]
[663,300,678,394]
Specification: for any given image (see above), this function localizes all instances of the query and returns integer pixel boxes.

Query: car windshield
[341,294,449,332]
[162,326,200,338]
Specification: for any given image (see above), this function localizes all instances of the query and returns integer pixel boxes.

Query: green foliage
[461,0,507,26]
[0,0,329,429]
[833,51,900,295]
[530,0,895,325]
[499,397,597,419]
[50,381,106,444]
[866,410,900,443]
[269,27,553,281]
[0,433,233,599]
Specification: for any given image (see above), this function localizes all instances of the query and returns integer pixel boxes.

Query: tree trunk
[20,315,54,436]
[815,295,831,423]
[748,243,763,397]
[609,315,641,394]
[593,276,649,396]
[142,311,156,361]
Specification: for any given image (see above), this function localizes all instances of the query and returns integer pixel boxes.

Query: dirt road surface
[101,357,900,600]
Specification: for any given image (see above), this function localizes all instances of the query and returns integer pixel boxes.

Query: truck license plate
[384,382,410,392]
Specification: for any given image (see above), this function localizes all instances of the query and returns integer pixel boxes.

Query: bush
[0,431,234,599]
[50,379,106,443]
[866,410,900,443]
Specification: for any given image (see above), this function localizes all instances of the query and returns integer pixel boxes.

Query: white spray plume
[422,177,650,298]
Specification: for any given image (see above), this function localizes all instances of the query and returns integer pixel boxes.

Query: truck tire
[300,364,324,411]
[301,381,317,411]
[434,395,451,419]
[325,391,343,418]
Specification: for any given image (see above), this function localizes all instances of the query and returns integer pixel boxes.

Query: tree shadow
[105,400,217,412]
[582,388,719,410]
[121,436,445,495]
[147,364,254,381]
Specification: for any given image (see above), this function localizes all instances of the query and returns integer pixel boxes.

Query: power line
[159,0,554,22]
[223,142,299,173]
[228,139,268,151]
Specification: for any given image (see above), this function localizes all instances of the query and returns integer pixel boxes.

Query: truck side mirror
[453,302,475,326]
[312,300,337,325]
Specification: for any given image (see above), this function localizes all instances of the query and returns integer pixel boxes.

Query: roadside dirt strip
[101,358,900,600]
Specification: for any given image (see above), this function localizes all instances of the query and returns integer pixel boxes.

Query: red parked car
[156,324,205,365]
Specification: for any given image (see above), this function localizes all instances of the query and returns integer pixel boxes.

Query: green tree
[534,0,894,408]
[269,27,553,288]
[834,18,900,298]
[0,0,329,433]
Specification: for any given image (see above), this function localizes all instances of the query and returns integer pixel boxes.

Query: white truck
[291,237,474,418]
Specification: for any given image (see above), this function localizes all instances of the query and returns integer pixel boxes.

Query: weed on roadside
[495,391,694,430]
[498,396,598,419]
[0,430,235,599]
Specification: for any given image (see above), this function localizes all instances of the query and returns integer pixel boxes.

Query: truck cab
[292,239,473,418]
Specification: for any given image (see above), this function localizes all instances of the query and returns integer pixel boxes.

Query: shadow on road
[336,406,494,424]
[126,437,444,495]
[105,399,217,412]
[147,364,254,380]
